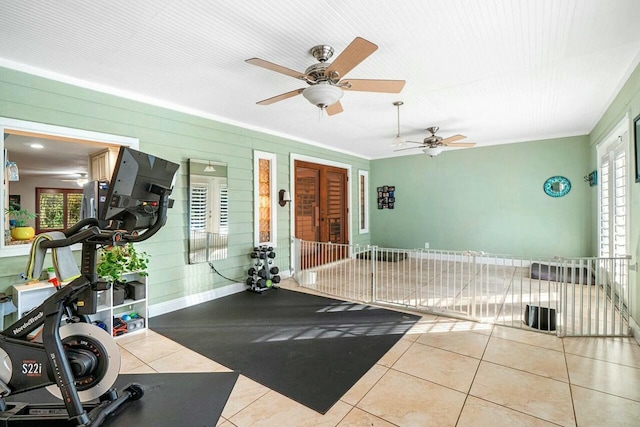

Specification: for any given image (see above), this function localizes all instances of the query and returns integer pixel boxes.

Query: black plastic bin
[524,304,556,331]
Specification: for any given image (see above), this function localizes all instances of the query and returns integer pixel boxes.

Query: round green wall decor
[543,176,571,197]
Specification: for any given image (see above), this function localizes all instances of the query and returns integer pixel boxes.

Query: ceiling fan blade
[325,37,378,79]
[245,58,311,81]
[393,145,423,152]
[441,134,466,145]
[446,142,476,147]
[326,101,344,116]
[342,79,406,93]
[256,88,304,105]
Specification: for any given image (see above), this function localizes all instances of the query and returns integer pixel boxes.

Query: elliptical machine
[0,147,179,426]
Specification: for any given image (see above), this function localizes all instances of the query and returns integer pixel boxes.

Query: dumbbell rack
[246,245,281,293]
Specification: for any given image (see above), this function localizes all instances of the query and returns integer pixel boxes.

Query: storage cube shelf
[11,272,147,339]
[90,272,148,338]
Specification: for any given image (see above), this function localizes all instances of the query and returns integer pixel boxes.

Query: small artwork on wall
[377,185,395,209]
[8,195,20,210]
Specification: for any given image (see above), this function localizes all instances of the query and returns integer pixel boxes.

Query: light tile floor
[118,282,640,426]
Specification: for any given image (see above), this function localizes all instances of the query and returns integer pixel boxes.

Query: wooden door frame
[289,154,352,269]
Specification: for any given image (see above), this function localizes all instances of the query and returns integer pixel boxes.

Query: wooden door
[295,161,348,268]
[295,166,320,242]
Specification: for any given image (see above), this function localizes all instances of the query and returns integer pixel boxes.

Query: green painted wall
[370,136,591,257]
[3,60,640,328]
[589,61,640,323]
[0,67,370,305]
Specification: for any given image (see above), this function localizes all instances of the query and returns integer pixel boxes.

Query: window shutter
[190,184,208,231]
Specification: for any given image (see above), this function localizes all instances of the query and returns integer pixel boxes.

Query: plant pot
[11,226,35,241]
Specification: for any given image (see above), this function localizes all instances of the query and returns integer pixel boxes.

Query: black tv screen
[101,147,179,230]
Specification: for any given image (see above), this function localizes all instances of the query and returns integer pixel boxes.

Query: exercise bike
[0,147,179,426]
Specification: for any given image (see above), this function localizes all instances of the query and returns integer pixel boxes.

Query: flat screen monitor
[101,147,179,230]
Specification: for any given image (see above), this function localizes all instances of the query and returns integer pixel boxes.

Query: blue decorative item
[544,176,571,197]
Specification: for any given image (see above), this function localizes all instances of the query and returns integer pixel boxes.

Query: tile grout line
[562,338,579,426]
[454,322,495,426]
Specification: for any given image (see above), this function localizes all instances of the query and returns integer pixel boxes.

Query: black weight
[257,268,267,279]
[270,266,279,275]
[267,251,276,258]
[272,275,281,284]
[248,267,256,276]
[250,252,258,258]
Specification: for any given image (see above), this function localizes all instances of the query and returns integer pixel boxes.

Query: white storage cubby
[94,272,148,339]
[10,272,147,339]
[11,280,58,321]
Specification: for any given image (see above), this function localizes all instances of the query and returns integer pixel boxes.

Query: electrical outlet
[424,242,429,249]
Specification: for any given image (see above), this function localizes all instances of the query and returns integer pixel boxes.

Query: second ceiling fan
[246,37,405,115]
[395,127,476,157]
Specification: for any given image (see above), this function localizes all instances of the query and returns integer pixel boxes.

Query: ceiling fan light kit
[204,161,216,172]
[302,83,343,109]
[423,146,444,157]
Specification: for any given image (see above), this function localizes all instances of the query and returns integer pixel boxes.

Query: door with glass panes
[294,160,348,268]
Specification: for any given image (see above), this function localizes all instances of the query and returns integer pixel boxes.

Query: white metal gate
[293,240,632,337]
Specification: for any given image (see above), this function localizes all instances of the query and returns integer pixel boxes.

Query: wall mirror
[1,117,137,258]
[543,176,571,198]
[188,159,228,263]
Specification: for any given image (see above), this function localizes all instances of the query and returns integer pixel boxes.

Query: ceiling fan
[394,127,476,157]
[60,173,88,186]
[245,37,405,115]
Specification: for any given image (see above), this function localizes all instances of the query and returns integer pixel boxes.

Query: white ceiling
[1,0,640,160]
[4,134,107,182]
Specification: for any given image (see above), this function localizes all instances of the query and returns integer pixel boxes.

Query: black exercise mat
[150,289,419,414]
[5,372,238,426]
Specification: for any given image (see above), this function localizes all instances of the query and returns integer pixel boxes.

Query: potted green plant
[5,207,38,240]
[96,243,149,284]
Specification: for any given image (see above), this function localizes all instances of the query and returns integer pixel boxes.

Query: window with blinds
[598,125,628,259]
[219,185,229,234]
[190,184,208,231]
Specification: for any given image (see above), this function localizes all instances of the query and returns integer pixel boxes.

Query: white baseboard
[148,282,246,318]
[147,270,292,318]
[630,316,640,345]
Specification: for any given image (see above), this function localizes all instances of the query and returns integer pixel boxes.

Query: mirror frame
[1,117,138,258]
[543,176,571,198]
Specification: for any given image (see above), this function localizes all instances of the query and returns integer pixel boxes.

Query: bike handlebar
[39,190,172,250]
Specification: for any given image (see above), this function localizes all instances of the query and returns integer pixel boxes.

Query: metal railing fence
[293,240,632,337]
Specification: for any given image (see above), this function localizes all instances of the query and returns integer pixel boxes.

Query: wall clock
[543,176,571,197]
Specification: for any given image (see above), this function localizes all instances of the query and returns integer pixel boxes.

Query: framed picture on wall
[8,195,20,210]
[635,113,640,182]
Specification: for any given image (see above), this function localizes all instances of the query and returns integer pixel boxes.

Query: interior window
[253,151,277,246]
[359,170,369,233]
[1,117,138,257]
